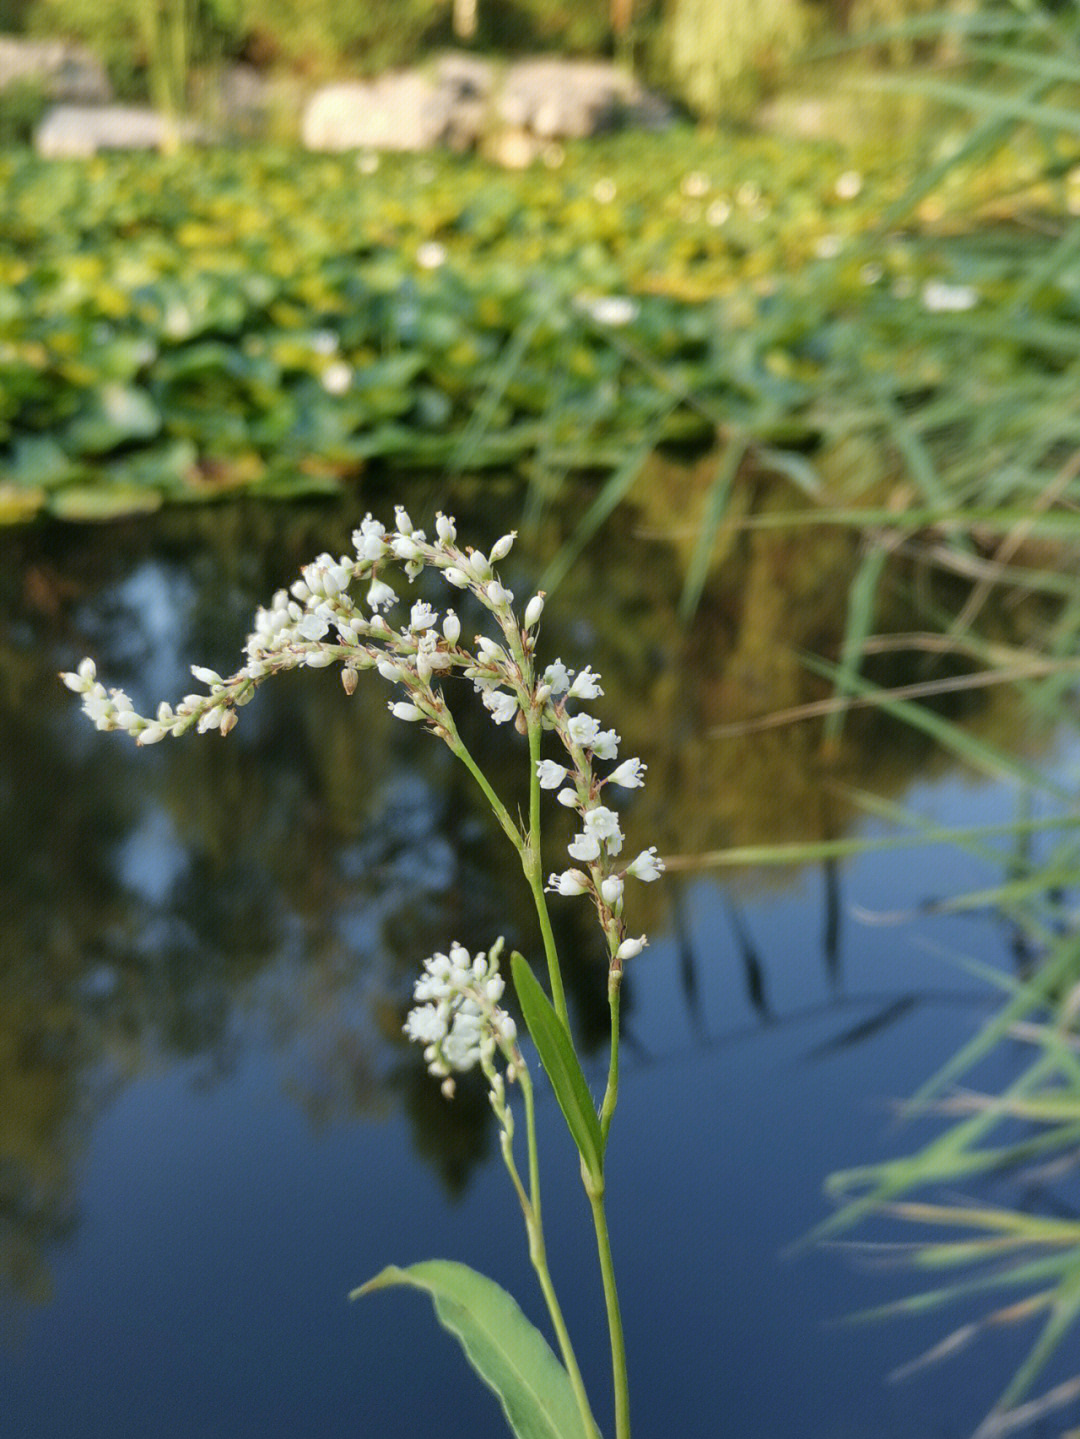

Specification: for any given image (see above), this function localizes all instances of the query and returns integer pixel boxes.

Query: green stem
[587,1179,631,1439]
[440,709,523,851]
[599,970,622,1150]
[525,709,570,1027]
[517,1069,602,1439]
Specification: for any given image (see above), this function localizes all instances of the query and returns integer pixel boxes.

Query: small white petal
[536,760,568,789]
[568,832,601,862]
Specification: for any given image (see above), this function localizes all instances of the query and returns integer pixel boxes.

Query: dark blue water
[0,498,1074,1439]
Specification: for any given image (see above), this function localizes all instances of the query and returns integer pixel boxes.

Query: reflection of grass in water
[609,4,1080,1427]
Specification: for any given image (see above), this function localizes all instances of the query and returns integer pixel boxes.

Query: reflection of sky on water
[5,503,1079,1438]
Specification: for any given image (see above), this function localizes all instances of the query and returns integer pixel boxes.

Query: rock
[0,35,111,103]
[301,71,460,153]
[496,58,671,140]
[35,104,205,157]
[432,51,493,101]
[302,53,671,154]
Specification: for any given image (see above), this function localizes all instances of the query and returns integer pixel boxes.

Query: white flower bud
[524,594,545,629]
[615,935,647,961]
[136,723,168,745]
[601,876,624,907]
[444,567,470,589]
[389,701,424,722]
[546,869,591,896]
[394,505,414,535]
[489,532,516,562]
[486,580,513,607]
[435,512,456,543]
[556,788,578,808]
[467,551,492,583]
[443,611,461,644]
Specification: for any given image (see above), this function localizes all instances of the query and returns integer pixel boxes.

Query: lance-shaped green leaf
[511,952,604,1182]
[353,1260,592,1439]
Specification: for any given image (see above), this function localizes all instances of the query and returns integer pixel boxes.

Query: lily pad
[48,483,164,521]
[66,384,162,456]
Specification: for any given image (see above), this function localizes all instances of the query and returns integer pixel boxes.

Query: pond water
[0,480,1072,1438]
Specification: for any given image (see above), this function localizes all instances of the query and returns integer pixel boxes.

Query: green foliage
[355,1262,592,1439]
[510,952,604,1182]
[661,0,807,117]
[25,0,242,106]
[232,0,445,75]
[2,110,1079,533]
[0,79,48,145]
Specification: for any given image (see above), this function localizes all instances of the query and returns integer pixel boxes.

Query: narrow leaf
[511,952,604,1181]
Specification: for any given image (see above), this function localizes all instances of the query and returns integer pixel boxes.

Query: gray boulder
[301,71,465,153]
[302,53,670,155]
[0,35,111,103]
[497,58,670,140]
[35,104,204,157]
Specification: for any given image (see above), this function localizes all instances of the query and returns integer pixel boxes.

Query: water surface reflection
[0,479,1064,1437]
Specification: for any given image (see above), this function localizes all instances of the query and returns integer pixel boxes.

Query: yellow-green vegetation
[1,109,1077,524]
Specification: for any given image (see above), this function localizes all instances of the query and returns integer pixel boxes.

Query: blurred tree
[661,0,806,116]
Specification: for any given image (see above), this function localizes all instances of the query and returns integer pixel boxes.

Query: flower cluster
[404,939,521,1100]
[61,507,664,967]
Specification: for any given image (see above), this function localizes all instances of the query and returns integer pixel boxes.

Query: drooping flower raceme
[61,507,664,981]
